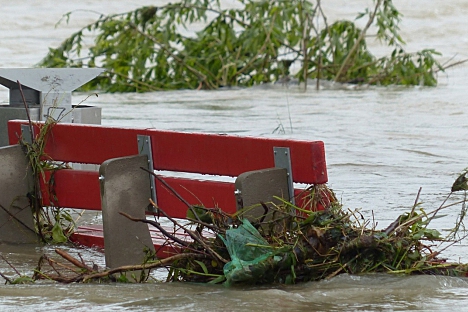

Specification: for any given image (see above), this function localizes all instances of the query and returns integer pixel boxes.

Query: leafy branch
[39,0,450,91]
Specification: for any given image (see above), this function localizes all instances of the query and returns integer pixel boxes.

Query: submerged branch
[81,253,205,282]
[33,248,205,283]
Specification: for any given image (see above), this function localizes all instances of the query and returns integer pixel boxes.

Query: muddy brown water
[1,1,468,310]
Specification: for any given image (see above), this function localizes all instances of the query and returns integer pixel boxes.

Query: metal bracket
[273,146,295,206]
[137,135,157,212]
[20,124,34,145]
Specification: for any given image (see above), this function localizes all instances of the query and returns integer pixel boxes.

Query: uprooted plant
[38,0,457,91]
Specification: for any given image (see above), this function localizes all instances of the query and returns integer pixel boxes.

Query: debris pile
[5,177,468,285]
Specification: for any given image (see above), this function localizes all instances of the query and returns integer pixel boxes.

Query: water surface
[0,1,468,310]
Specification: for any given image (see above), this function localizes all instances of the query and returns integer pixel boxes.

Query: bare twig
[16,80,33,139]
[148,198,224,235]
[0,254,22,276]
[437,58,468,73]
[139,167,202,223]
[326,254,360,279]
[55,249,95,272]
[0,271,12,284]
[119,211,190,247]
[35,248,205,284]
[41,254,81,276]
[120,205,228,264]
[81,253,205,282]
[185,229,228,264]
[434,232,468,257]
[409,187,422,219]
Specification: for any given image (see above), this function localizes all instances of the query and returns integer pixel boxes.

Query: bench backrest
[8,120,328,219]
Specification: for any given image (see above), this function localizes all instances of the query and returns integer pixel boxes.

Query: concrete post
[0,145,38,243]
[234,168,290,234]
[100,155,155,273]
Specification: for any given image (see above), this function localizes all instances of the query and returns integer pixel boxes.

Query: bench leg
[100,155,155,274]
[0,145,38,243]
[234,167,290,234]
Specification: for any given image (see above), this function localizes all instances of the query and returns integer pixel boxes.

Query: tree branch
[334,0,383,82]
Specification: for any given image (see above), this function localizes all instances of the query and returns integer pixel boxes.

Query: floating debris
[5,175,468,286]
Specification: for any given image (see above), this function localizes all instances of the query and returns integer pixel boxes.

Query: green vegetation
[5,178,468,285]
[164,185,468,285]
[20,118,75,244]
[12,82,80,245]
[39,0,444,92]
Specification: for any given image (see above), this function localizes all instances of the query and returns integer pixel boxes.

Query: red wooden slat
[69,226,104,249]
[155,176,237,218]
[39,170,326,218]
[38,169,237,217]
[8,120,328,184]
[8,121,139,164]
[148,131,327,184]
[70,225,185,258]
[40,170,101,210]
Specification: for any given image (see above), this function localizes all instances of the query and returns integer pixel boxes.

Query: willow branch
[334,0,383,82]
[127,21,217,89]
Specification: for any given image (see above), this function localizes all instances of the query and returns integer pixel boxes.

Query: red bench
[7,119,328,265]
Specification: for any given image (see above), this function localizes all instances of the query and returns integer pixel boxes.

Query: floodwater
[1,0,468,311]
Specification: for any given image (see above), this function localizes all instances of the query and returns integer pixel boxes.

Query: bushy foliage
[39,0,443,91]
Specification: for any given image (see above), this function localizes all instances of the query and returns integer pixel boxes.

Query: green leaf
[51,222,68,243]
[208,274,226,284]
[423,229,441,240]
[11,276,35,284]
[452,171,468,192]
[194,260,209,274]
[186,205,212,223]
[117,274,129,283]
